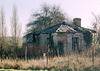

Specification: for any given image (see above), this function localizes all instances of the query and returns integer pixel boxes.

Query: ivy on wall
[82,28,93,47]
[48,33,57,56]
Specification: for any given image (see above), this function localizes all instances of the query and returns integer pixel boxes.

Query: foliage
[82,28,93,47]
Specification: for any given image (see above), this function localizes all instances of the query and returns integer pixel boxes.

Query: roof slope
[35,22,96,34]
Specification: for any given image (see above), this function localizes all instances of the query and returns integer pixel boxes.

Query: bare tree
[11,5,21,45]
[91,12,100,66]
[0,7,5,43]
[91,12,100,43]
[11,5,18,43]
[0,7,7,47]
[0,7,6,61]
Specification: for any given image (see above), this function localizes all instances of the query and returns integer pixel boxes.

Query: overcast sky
[0,0,100,36]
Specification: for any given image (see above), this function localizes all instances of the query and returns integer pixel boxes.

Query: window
[72,37,79,52]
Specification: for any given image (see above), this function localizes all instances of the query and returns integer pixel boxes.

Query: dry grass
[0,54,100,70]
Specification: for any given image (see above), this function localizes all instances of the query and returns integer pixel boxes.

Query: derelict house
[34,18,96,54]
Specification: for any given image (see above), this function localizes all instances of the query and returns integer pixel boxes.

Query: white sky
[0,0,100,36]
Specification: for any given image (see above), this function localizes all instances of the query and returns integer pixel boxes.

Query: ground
[0,52,100,71]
